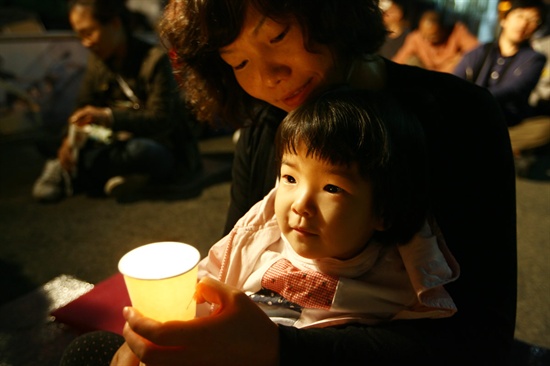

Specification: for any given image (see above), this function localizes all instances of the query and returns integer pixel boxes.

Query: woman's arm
[115,278,280,366]
[116,278,481,366]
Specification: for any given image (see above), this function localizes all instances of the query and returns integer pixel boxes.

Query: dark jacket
[454,41,547,126]
[77,36,201,172]
[225,59,517,366]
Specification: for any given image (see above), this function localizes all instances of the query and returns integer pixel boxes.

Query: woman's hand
[116,277,280,366]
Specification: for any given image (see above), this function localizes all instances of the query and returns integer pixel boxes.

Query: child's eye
[324,184,343,194]
[282,174,296,184]
[270,26,289,44]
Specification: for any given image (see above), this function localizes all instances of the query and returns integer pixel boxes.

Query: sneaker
[232,128,241,144]
[104,174,149,202]
[32,159,72,202]
[514,152,537,178]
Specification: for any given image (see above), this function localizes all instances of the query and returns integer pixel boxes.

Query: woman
[62,1,517,365]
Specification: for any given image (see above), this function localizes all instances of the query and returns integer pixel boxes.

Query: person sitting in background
[392,5,479,73]
[377,0,412,59]
[453,0,546,129]
[32,0,201,203]
[509,31,550,176]
[528,32,550,117]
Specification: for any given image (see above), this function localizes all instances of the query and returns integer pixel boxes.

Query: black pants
[76,138,175,196]
[60,331,124,366]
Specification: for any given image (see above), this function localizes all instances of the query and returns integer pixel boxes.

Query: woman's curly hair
[159,0,386,128]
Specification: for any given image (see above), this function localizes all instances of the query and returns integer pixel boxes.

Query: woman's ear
[374,217,386,232]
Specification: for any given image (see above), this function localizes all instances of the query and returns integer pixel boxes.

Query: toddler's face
[275,145,384,260]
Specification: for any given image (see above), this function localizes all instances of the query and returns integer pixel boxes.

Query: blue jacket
[454,41,546,126]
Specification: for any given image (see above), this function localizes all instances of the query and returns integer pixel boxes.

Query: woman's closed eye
[270,25,290,44]
[233,60,248,71]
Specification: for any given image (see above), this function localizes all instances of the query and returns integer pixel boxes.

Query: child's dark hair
[159,0,387,127]
[276,88,430,245]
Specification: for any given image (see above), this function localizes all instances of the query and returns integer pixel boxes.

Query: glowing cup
[118,242,200,322]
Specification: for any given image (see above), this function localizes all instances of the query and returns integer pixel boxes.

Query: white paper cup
[118,242,200,322]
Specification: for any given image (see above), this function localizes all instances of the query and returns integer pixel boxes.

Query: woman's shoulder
[383,59,505,137]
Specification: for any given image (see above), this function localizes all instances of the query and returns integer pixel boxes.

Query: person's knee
[509,116,550,152]
[59,331,124,366]
[124,138,175,178]
[125,138,159,159]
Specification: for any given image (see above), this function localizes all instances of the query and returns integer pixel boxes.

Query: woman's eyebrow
[253,15,268,36]
[219,15,268,56]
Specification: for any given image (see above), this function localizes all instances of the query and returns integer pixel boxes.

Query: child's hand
[118,277,280,366]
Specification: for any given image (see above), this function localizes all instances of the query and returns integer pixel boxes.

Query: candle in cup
[118,242,200,322]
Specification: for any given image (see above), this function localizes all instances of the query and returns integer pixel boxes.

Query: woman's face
[219,5,346,112]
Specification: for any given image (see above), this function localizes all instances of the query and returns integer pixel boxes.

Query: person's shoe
[32,159,71,202]
[514,152,537,178]
[104,174,149,202]
[232,128,241,144]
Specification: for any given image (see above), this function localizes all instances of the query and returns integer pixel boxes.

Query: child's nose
[291,189,315,217]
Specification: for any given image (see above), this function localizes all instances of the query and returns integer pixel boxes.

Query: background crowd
[381,0,550,176]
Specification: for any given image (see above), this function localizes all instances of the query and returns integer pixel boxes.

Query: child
[198,88,460,328]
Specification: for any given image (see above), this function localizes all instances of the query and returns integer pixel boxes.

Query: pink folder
[51,273,130,335]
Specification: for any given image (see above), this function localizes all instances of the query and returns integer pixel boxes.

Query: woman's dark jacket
[224,59,517,366]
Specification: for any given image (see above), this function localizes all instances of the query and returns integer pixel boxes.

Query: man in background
[32,0,201,202]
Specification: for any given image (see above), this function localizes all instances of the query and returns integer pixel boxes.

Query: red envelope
[51,273,130,335]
